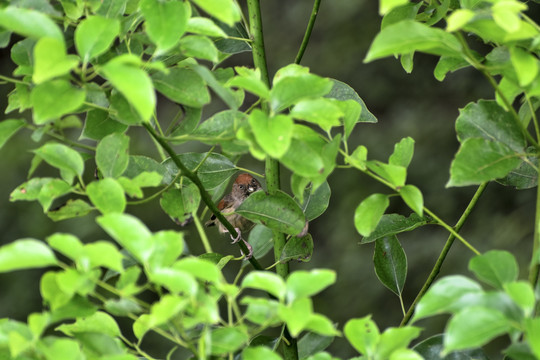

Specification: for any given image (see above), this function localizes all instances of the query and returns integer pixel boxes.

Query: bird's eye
[239,185,245,190]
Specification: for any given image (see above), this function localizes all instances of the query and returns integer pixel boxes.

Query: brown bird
[205,173,262,257]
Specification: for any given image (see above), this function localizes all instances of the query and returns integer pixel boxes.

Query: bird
[205,173,263,258]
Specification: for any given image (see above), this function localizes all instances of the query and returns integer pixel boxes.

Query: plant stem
[294,0,322,64]
[400,182,488,326]
[246,0,298,357]
[529,162,540,288]
[143,122,263,270]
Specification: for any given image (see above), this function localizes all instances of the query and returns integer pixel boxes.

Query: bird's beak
[248,185,258,193]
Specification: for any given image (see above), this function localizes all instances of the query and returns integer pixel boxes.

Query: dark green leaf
[456,100,526,152]
[361,213,432,243]
[96,132,130,178]
[354,193,390,237]
[280,234,313,263]
[301,181,331,221]
[373,236,407,296]
[298,332,334,360]
[413,334,489,360]
[152,67,210,108]
[189,63,240,110]
[123,155,167,181]
[247,225,274,260]
[448,138,521,186]
[81,109,128,141]
[469,250,518,289]
[434,56,472,81]
[236,190,307,236]
[0,239,57,272]
[497,153,538,189]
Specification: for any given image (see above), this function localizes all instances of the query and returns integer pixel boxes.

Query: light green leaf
[510,46,539,87]
[96,132,130,178]
[191,0,241,27]
[492,0,527,33]
[84,241,124,272]
[354,193,390,237]
[227,66,270,99]
[31,80,86,124]
[248,110,293,158]
[525,318,540,359]
[210,327,249,355]
[0,6,62,41]
[140,0,190,53]
[242,271,286,300]
[286,269,336,303]
[236,190,307,236]
[47,199,93,221]
[373,236,407,296]
[279,298,313,337]
[389,137,414,168]
[33,37,78,84]
[56,311,120,337]
[469,250,518,289]
[367,161,407,187]
[380,0,409,15]
[290,98,344,133]
[378,327,422,360]
[243,346,283,360]
[75,15,120,62]
[0,119,25,150]
[399,185,423,216]
[34,142,84,182]
[180,35,219,62]
[448,137,521,187]
[444,306,510,354]
[0,239,57,272]
[446,9,475,32]
[344,316,380,357]
[152,67,210,108]
[187,17,227,37]
[99,55,155,121]
[365,20,462,62]
[173,257,221,283]
[504,281,535,316]
[87,178,126,214]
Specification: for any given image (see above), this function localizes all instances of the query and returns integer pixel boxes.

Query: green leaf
[354,193,390,237]
[173,257,220,283]
[33,37,78,84]
[399,185,423,216]
[364,20,462,62]
[34,142,84,182]
[446,9,475,32]
[47,199,93,221]
[298,332,334,360]
[290,98,344,133]
[367,161,407,187]
[504,281,535,316]
[380,0,409,15]
[389,137,414,168]
[361,213,432,244]
[242,271,286,300]
[210,327,249,355]
[31,80,86,124]
[0,6,62,41]
[84,241,124,272]
[373,236,407,296]
[525,318,540,359]
[301,181,331,221]
[456,100,526,152]
[492,0,527,33]
[56,311,120,337]
[413,334,489,360]
[248,110,293,158]
[286,269,336,303]
[305,314,340,337]
[99,55,155,121]
[468,250,518,289]
[75,15,120,62]
[140,0,190,53]
[280,234,313,263]
[227,66,270,99]
[187,17,227,37]
[243,346,283,360]
[40,338,82,360]
[97,213,153,263]
[344,316,380,357]
[191,0,241,27]
[189,63,240,110]
[152,67,210,108]
[448,138,521,187]
[246,225,274,260]
[378,327,422,360]
[180,35,219,62]
[0,239,57,272]
[87,178,126,214]
[444,306,510,354]
[96,132,130,178]
[0,119,25,150]
[236,190,307,236]
[147,230,184,270]
[46,233,84,261]
[434,56,471,81]
[270,64,333,112]
[510,46,538,87]
[279,298,313,337]
[497,153,538,189]
[411,276,483,323]
[326,79,377,124]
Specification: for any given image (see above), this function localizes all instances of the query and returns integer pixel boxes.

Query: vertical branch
[294,0,322,64]
[529,166,540,290]
[246,1,298,358]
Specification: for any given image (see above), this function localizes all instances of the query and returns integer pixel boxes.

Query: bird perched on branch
[205,173,262,258]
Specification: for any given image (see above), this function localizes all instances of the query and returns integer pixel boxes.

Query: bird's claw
[230,228,242,244]
[228,228,253,259]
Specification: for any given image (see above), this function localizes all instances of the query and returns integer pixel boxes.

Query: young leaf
[75,15,120,62]
[278,298,313,337]
[236,190,307,236]
[510,46,538,87]
[191,0,241,27]
[96,132,130,178]
[290,98,344,133]
[31,80,86,124]
[248,110,293,158]
[354,193,390,237]
[187,17,227,38]
[361,213,431,244]
[399,185,423,216]
[365,20,462,62]
[448,138,521,187]
[389,137,414,168]
[99,55,155,121]
[367,161,407,187]
[377,327,422,360]
[373,236,407,296]
[56,311,120,337]
[344,316,380,357]
[33,37,78,84]
[227,66,270,99]
[241,271,286,300]
[0,6,63,41]
[285,269,336,303]
[0,119,25,150]
[152,67,210,108]
[34,142,84,181]
[86,178,126,214]
[443,306,510,354]
[243,346,283,360]
[179,35,219,62]
[210,327,249,355]
[468,250,518,289]
[0,239,57,272]
[140,0,190,54]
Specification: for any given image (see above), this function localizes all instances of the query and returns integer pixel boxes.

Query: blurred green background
[1,0,539,358]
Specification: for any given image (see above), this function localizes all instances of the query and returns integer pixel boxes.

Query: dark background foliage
[1,0,538,357]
